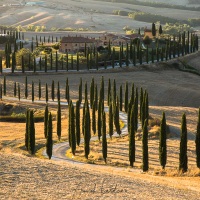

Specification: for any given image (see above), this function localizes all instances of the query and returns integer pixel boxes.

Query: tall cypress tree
[76,100,81,146]
[98,100,102,140]
[142,119,149,172]
[114,97,121,136]
[152,23,156,37]
[109,103,113,138]
[25,76,28,99]
[120,85,123,111]
[113,79,116,104]
[84,102,90,159]
[46,112,53,159]
[31,81,34,102]
[102,111,107,163]
[38,79,41,100]
[196,108,200,169]
[44,105,49,138]
[14,82,17,97]
[25,109,29,150]
[28,110,35,155]
[107,78,111,106]
[92,102,96,135]
[179,113,188,172]
[79,78,82,104]
[129,105,135,167]
[57,101,61,140]
[55,51,58,72]
[90,77,95,107]
[124,82,128,113]
[57,81,60,101]
[65,78,70,104]
[18,83,20,101]
[45,83,48,103]
[51,80,55,101]
[159,112,167,169]
[3,76,6,96]
[70,103,76,155]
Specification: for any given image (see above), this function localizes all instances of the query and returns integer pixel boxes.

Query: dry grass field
[0,52,200,199]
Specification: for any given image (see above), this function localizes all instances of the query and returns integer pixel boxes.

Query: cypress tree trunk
[129,105,135,167]
[92,103,96,135]
[142,119,149,172]
[44,105,48,138]
[31,81,34,102]
[102,111,107,163]
[51,80,55,101]
[46,112,53,159]
[159,112,167,169]
[57,101,61,140]
[76,100,81,146]
[196,108,200,168]
[124,82,128,113]
[179,113,188,173]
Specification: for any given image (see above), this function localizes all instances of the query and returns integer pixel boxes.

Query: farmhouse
[59,36,96,53]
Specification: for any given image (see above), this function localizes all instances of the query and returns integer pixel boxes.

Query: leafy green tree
[46,112,53,159]
[102,111,107,163]
[142,119,149,172]
[57,101,61,140]
[159,112,167,169]
[179,113,188,172]
[196,108,200,168]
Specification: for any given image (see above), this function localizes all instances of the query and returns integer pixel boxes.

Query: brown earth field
[1,52,200,199]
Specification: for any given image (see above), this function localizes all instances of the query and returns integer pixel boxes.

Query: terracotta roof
[61,36,95,43]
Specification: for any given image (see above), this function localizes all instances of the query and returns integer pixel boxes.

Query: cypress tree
[159,25,163,35]
[38,79,41,100]
[0,84,2,100]
[57,101,61,140]
[71,54,73,70]
[14,82,17,97]
[146,45,149,64]
[131,83,134,104]
[33,57,36,73]
[84,105,90,159]
[195,108,200,168]
[28,110,35,155]
[179,113,188,173]
[55,51,58,72]
[76,100,81,146]
[18,83,20,101]
[65,78,70,104]
[31,81,34,102]
[82,102,85,136]
[159,112,167,169]
[124,82,128,113]
[3,76,6,96]
[109,103,113,138]
[94,84,98,111]
[25,109,29,150]
[77,53,79,71]
[70,103,76,155]
[114,97,121,136]
[68,101,72,147]
[11,53,15,73]
[66,53,68,71]
[100,76,104,101]
[98,100,102,140]
[152,23,156,37]
[92,102,96,135]
[44,105,48,138]
[57,81,60,101]
[25,76,28,99]
[107,78,111,106]
[140,87,143,121]
[45,83,48,103]
[84,82,88,103]
[113,79,116,104]
[129,105,135,167]
[102,111,107,163]
[120,85,123,111]
[145,92,149,125]
[90,77,95,107]
[51,80,55,101]
[21,56,25,73]
[46,112,53,159]
[79,78,82,104]
[45,54,47,72]
[142,119,149,172]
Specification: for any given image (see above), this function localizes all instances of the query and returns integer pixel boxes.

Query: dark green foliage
[107,78,111,106]
[57,82,60,101]
[57,101,61,140]
[120,85,123,111]
[100,76,104,101]
[134,88,138,132]
[92,103,96,135]
[14,82,17,97]
[45,83,48,103]
[84,82,88,103]
[77,53,79,71]
[140,87,143,121]
[90,77,95,107]
[44,105,48,138]
[18,83,20,101]
[3,76,6,96]
[109,103,113,138]
[114,98,121,136]
[46,112,53,159]
[65,78,70,104]
[51,80,55,101]
[179,113,188,172]
[0,57,2,73]
[94,84,98,111]
[38,79,41,100]
[76,100,81,146]
[196,108,200,168]
[28,110,35,155]
[152,22,156,37]
[70,103,76,155]
[25,76,28,99]
[0,84,2,100]
[21,56,25,73]
[131,83,134,104]
[159,25,163,35]
[11,53,15,73]
[71,54,73,70]
[68,101,72,147]
[113,79,116,103]
[142,119,149,172]
[159,112,167,169]
[55,51,58,72]
[98,101,102,140]
[129,105,135,167]
[79,78,82,104]
[124,82,128,113]
[25,109,29,150]
[84,102,90,159]
[102,111,107,163]
[31,81,34,102]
